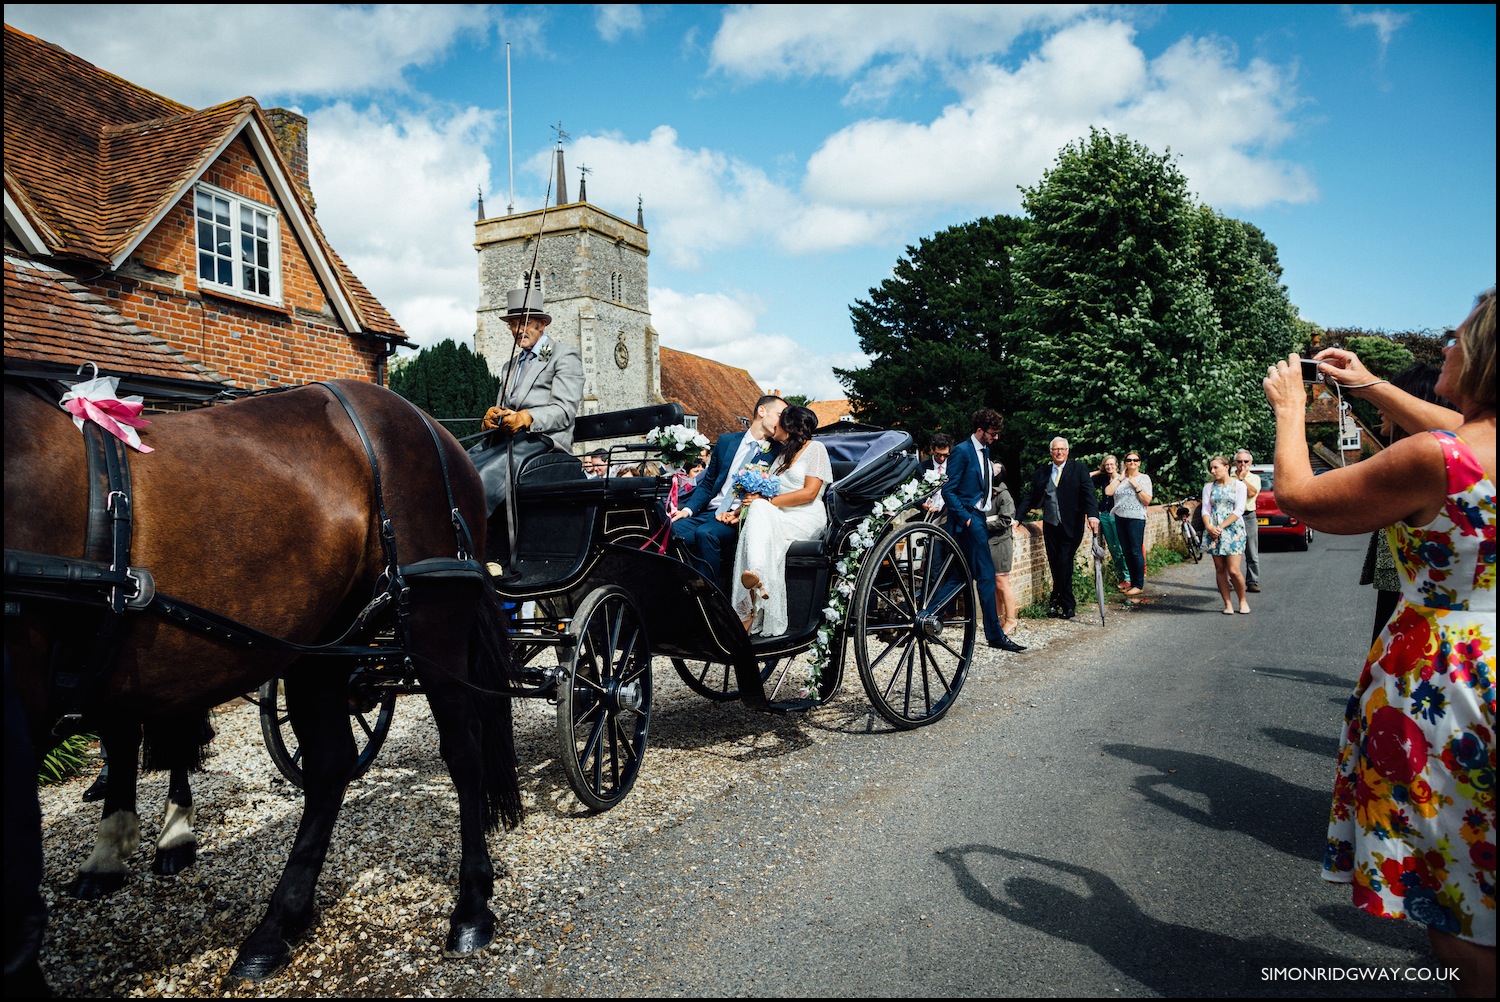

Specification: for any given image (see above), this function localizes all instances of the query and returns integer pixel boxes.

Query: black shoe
[988,637,1027,652]
[1046,608,1064,619]
[1059,609,1076,620]
[81,772,108,803]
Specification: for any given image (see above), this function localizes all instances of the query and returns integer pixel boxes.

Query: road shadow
[1102,743,1328,860]
[1262,726,1339,759]
[1251,665,1358,690]
[934,847,1437,997]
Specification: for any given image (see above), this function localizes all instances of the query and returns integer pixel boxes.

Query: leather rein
[3,382,483,733]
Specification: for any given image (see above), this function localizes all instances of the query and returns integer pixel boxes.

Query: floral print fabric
[1201,481,1246,556]
[1323,430,1497,945]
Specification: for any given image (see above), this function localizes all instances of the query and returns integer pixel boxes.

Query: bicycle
[1166,498,1204,563]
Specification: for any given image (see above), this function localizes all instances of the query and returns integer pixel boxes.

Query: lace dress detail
[731,440,833,637]
[1322,430,1496,945]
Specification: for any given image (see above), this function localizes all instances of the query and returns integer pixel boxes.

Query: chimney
[266,108,314,211]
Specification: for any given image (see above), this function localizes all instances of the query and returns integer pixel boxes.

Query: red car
[1250,465,1312,550]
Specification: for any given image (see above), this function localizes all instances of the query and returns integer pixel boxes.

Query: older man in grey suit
[472,288,584,518]
[482,288,584,452]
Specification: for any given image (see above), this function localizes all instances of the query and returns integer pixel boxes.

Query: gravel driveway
[36,615,1087,998]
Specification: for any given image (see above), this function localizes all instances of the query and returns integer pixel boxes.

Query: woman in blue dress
[1201,455,1250,614]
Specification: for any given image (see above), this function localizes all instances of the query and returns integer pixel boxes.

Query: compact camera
[1300,358,1324,383]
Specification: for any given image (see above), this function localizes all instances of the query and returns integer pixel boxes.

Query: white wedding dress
[731,440,834,637]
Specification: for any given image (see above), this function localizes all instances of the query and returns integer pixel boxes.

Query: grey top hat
[504,287,551,324]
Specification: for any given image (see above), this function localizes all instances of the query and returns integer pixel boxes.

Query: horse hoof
[70,871,127,899]
[227,943,291,983]
[443,909,496,957]
[152,843,196,876]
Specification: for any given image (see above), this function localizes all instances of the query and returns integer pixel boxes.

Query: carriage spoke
[557,587,651,812]
[855,522,973,729]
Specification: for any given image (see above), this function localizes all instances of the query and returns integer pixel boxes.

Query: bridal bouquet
[645,423,709,469]
[732,467,782,501]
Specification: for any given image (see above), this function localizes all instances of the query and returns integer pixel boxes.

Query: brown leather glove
[481,406,503,431]
[499,408,533,435]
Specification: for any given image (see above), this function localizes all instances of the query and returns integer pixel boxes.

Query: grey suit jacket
[494,334,585,453]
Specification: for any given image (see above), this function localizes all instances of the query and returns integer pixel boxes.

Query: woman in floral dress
[1265,289,1495,994]
[1201,455,1250,614]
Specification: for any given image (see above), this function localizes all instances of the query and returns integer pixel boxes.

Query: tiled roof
[659,345,765,441]
[807,398,853,427]
[3,24,403,339]
[3,255,225,384]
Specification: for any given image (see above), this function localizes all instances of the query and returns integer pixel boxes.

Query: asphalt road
[521,531,1454,998]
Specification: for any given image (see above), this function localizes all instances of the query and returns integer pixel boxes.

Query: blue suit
[672,431,777,582]
[937,437,1005,644]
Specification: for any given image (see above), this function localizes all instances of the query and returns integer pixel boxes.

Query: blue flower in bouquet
[733,468,782,499]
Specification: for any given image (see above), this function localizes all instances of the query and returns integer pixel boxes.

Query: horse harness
[4,382,484,735]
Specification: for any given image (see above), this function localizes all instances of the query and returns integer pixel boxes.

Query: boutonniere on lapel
[537,341,554,362]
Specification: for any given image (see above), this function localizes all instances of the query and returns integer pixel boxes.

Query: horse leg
[423,585,523,957]
[141,713,209,876]
[152,766,196,876]
[426,688,496,955]
[229,667,355,983]
[71,722,142,899]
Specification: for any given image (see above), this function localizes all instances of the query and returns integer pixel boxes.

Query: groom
[930,408,1025,652]
[670,395,786,581]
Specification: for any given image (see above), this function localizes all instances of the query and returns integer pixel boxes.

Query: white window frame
[194,182,281,305]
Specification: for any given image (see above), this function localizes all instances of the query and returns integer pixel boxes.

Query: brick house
[3,25,405,398]
[658,345,766,441]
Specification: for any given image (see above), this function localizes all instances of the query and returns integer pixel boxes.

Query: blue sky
[7,4,1494,399]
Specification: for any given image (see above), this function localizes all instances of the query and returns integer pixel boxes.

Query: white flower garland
[646,423,710,469]
[802,469,945,697]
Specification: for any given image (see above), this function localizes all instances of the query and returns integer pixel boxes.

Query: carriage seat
[785,429,919,564]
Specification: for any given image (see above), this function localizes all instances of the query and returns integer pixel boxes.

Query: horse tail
[472,585,523,832]
[140,711,215,773]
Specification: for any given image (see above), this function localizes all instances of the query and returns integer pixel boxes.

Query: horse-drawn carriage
[4,372,976,983]
[257,401,980,811]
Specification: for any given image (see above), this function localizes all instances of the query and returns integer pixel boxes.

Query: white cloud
[803,19,1314,213]
[4,4,501,106]
[595,5,645,43]
[653,289,863,400]
[307,102,496,349]
[1341,6,1411,60]
[711,4,1097,86]
[565,126,894,265]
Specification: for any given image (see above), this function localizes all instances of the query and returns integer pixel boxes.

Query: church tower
[475,145,658,422]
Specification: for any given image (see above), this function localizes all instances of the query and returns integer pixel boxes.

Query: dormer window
[195,183,280,303]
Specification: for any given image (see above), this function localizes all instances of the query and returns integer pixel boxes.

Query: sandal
[740,570,770,600]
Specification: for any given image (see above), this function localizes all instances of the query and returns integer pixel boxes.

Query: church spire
[551,122,569,204]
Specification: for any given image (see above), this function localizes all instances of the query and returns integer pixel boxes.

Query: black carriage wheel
[257,676,396,791]
[851,521,975,729]
[556,586,651,811]
[670,657,777,702]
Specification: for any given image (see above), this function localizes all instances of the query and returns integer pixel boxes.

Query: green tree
[1192,208,1300,456]
[1012,129,1223,493]
[836,215,1030,448]
[389,339,500,440]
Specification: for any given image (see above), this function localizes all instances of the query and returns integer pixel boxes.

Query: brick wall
[98,136,380,388]
[1005,503,1196,608]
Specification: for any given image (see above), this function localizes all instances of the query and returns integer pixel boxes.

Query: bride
[727,405,833,636]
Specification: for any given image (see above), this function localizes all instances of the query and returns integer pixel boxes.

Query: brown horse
[3,378,521,982]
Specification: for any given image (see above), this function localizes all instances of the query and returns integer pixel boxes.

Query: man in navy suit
[670,395,786,581]
[929,408,1025,652]
[1019,436,1100,620]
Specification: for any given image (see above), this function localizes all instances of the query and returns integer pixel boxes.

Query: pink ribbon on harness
[59,374,154,453]
[639,477,683,554]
